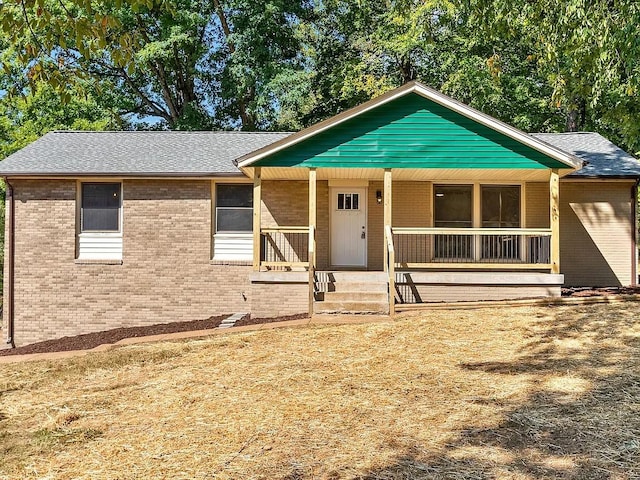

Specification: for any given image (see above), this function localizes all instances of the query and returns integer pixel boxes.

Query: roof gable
[238,82,581,171]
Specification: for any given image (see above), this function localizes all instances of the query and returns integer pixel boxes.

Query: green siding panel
[254,93,567,169]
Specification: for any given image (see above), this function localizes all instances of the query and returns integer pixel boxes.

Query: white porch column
[308,168,317,315]
[550,168,560,274]
[383,168,393,271]
[252,167,262,271]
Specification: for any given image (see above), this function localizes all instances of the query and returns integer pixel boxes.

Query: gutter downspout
[633,179,639,287]
[4,178,15,348]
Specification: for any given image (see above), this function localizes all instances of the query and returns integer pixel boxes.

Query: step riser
[315,272,388,283]
[322,292,388,302]
[317,282,389,293]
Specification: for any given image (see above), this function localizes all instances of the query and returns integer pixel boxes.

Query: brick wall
[560,181,635,286]
[6,179,252,346]
[525,182,550,228]
[251,282,308,318]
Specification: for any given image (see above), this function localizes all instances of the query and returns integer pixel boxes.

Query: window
[215,184,253,233]
[337,193,359,210]
[81,183,121,232]
[481,185,521,260]
[481,185,520,228]
[212,183,253,262]
[434,185,473,259]
[77,182,123,262]
[433,184,523,261]
[434,185,473,228]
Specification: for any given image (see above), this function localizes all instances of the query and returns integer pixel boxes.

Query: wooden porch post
[384,169,395,315]
[308,168,317,316]
[252,167,262,271]
[550,168,560,274]
[383,168,393,270]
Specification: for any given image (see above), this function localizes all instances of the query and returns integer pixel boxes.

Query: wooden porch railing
[260,226,309,268]
[392,227,553,269]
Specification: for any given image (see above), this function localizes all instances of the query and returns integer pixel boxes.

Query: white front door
[331,188,367,267]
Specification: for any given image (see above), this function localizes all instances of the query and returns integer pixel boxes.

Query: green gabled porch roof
[236,82,582,174]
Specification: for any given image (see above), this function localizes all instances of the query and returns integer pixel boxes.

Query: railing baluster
[389,227,553,269]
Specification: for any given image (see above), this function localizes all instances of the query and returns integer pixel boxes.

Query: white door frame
[329,186,368,268]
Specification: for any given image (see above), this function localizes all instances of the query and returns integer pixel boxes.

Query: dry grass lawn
[0,303,639,479]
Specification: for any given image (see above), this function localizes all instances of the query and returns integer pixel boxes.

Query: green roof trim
[253,93,568,169]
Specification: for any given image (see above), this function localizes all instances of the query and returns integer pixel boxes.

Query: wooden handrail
[261,226,310,234]
[392,227,552,236]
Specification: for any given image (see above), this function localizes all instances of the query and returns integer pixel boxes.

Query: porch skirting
[395,272,564,304]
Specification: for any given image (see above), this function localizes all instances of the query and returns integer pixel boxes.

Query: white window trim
[211,180,254,262]
[76,180,123,262]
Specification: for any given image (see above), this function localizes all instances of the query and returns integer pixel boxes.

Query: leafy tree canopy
[1,0,639,152]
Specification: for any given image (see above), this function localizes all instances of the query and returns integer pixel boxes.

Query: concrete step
[315,271,388,283]
[322,291,388,302]
[318,281,389,293]
[315,300,389,315]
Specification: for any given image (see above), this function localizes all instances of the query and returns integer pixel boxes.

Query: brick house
[2,81,639,347]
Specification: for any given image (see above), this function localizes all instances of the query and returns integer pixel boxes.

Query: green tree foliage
[1,0,639,148]
[465,0,640,152]
[1,0,311,130]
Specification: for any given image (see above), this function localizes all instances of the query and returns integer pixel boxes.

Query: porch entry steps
[314,272,389,315]
[218,312,248,329]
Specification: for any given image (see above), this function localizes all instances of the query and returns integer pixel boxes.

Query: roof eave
[236,81,583,171]
[0,171,247,178]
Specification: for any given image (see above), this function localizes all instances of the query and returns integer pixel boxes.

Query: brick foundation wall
[251,282,309,318]
[6,179,252,346]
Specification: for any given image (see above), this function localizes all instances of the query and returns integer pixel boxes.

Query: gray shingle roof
[531,132,640,178]
[0,131,291,176]
[1,129,638,178]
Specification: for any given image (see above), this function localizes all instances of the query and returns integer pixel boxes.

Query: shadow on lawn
[358,305,640,480]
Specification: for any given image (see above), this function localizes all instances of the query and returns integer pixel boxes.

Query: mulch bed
[235,313,308,327]
[562,286,640,297]
[0,315,228,357]
[0,312,311,357]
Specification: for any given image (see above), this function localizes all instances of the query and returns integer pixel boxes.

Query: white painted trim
[329,186,368,268]
[237,81,582,170]
[211,180,255,261]
[76,180,124,260]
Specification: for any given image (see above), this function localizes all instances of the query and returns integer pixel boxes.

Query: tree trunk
[566,97,586,132]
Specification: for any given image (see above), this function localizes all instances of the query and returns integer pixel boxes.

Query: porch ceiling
[246,166,571,181]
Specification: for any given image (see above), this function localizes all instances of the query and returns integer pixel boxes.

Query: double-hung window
[213,184,253,261]
[77,182,123,261]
